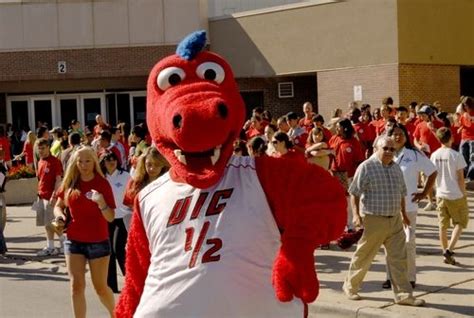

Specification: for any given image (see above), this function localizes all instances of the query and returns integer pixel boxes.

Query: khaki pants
[387,211,417,282]
[343,213,413,301]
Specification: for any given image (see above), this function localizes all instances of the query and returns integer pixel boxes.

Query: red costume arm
[255,156,346,303]
[115,199,151,318]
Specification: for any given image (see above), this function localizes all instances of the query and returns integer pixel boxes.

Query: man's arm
[351,194,361,228]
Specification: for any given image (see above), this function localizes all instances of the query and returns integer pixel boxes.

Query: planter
[5,178,38,205]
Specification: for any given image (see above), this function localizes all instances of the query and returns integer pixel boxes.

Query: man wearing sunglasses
[342,136,425,307]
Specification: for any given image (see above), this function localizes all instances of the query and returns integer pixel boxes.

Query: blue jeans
[460,140,474,181]
[64,239,111,260]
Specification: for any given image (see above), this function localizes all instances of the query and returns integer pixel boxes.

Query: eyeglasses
[382,147,396,152]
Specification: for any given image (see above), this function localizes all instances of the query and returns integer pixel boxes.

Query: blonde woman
[53,146,116,318]
[123,147,169,216]
[14,131,36,167]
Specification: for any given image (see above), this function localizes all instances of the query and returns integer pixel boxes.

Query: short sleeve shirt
[349,156,407,216]
[58,174,116,242]
[37,155,63,200]
[430,147,467,200]
[395,148,436,212]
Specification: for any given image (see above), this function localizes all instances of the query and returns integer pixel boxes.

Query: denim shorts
[64,239,111,260]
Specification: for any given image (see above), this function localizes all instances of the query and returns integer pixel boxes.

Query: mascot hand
[272,241,319,303]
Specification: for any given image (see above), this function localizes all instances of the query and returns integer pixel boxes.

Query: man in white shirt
[430,127,469,265]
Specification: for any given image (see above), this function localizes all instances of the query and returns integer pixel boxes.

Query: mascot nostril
[116,30,347,318]
[172,114,182,129]
[217,103,228,119]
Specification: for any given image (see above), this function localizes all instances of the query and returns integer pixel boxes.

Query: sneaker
[423,202,437,211]
[36,247,59,257]
[397,297,425,306]
[410,281,416,289]
[320,244,330,250]
[382,279,392,289]
[443,250,456,265]
[343,289,362,301]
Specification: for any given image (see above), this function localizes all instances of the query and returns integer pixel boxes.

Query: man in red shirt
[35,138,63,256]
[373,104,393,136]
[97,130,123,168]
[298,102,315,133]
[94,114,111,138]
[413,105,443,156]
[396,106,416,144]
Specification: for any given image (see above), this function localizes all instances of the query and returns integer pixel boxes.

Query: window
[278,82,294,98]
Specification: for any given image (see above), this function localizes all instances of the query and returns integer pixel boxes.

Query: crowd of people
[0,114,170,317]
[0,95,472,314]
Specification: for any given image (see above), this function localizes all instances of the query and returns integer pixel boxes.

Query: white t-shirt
[135,156,303,318]
[430,147,467,200]
[395,147,437,212]
[106,170,132,219]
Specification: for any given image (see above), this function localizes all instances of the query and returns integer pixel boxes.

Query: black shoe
[443,250,456,265]
[382,279,391,289]
[410,281,416,288]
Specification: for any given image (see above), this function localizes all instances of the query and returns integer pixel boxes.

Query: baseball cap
[417,105,433,116]
[50,126,63,134]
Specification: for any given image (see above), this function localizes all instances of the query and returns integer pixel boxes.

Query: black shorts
[64,239,111,260]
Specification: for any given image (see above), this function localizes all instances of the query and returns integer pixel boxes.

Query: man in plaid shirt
[342,136,425,307]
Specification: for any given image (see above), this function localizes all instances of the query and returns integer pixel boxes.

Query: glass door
[59,98,79,131]
[132,95,146,126]
[10,100,30,131]
[82,96,104,132]
[33,99,53,129]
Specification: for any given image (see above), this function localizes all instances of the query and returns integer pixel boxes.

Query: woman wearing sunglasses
[270,132,305,162]
[100,150,132,294]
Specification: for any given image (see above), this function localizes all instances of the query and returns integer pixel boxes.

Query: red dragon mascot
[116,30,346,318]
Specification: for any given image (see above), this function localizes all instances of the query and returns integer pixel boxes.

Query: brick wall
[317,64,400,121]
[399,64,461,113]
[0,46,175,82]
[237,75,317,119]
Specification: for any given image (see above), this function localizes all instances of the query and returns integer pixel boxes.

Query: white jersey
[135,156,303,318]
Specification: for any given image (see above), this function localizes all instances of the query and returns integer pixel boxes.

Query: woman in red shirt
[329,119,365,232]
[459,96,474,180]
[15,131,36,167]
[270,131,305,162]
[54,146,116,318]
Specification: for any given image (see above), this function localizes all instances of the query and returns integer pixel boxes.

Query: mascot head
[147,31,246,189]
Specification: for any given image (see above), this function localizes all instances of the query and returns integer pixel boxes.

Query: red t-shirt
[403,122,416,145]
[37,155,63,200]
[273,149,306,162]
[123,178,140,208]
[245,127,263,140]
[329,135,365,177]
[0,137,11,161]
[298,117,314,133]
[413,121,443,155]
[23,141,34,164]
[353,122,376,144]
[460,111,474,140]
[58,174,116,242]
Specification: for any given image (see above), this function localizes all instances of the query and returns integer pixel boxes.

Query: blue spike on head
[176,30,207,61]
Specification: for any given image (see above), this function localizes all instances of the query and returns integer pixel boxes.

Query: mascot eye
[196,62,225,84]
[157,67,186,91]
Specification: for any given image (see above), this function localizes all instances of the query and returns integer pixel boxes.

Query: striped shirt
[349,156,407,216]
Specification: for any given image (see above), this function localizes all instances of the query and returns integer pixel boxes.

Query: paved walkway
[0,191,473,317]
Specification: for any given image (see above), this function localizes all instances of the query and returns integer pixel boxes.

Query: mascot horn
[116,30,347,318]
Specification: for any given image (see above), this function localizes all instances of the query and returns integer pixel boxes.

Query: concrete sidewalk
[0,192,473,317]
